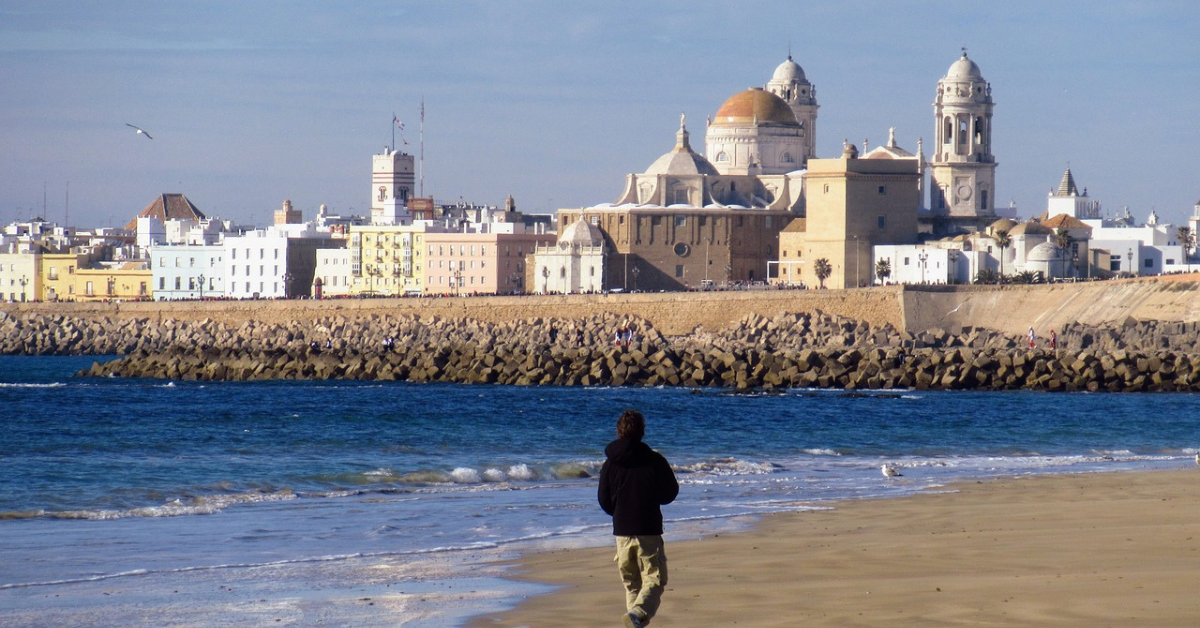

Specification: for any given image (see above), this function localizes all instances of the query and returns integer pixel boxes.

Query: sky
[2,1,1199,230]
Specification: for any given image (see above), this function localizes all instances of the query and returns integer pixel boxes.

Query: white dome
[1027,242,1064,262]
[772,55,807,83]
[947,52,984,79]
[559,218,603,247]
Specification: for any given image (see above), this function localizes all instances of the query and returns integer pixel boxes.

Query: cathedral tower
[371,149,416,225]
[765,54,818,164]
[928,51,996,233]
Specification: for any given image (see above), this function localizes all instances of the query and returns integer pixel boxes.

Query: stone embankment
[2,308,1195,392]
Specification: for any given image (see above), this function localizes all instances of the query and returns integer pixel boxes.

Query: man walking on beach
[598,409,679,628]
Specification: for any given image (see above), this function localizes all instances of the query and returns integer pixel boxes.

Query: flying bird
[125,123,153,139]
[881,463,902,478]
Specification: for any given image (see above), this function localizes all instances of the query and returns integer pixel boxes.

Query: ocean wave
[0,382,66,388]
[45,488,297,520]
[675,457,783,477]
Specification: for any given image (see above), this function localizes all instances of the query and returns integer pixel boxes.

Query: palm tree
[1054,228,1073,279]
[814,258,832,289]
[875,258,892,285]
[1177,226,1194,273]
[992,229,1011,283]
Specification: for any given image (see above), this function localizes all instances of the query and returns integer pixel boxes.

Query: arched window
[974,117,985,144]
[780,152,794,164]
[943,117,952,144]
[715,151,729,162]
[378,186,387,201]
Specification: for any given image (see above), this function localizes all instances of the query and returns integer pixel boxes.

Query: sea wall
[3,275,1199,337]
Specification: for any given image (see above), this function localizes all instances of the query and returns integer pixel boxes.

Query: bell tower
[765,54,818,164]
[928,51,997,233]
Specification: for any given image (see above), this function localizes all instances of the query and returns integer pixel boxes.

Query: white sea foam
[0,382,66,388]
[449,467,482,483]
[49,488,297,520]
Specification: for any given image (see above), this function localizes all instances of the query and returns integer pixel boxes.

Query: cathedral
[549,51,997,292]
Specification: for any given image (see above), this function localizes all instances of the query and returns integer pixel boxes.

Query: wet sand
[475,469,1200,627]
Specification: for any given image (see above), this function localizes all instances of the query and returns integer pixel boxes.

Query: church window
[958,119,968,144]
[974,117,985,144]
[781,152,794,164]
[674,215,686,227]
[675,265,684,278]
[943,117,952,144]
[716,151,729,162]
[878,186,887,195]
[981,190,989,210]
[878,216,887,229]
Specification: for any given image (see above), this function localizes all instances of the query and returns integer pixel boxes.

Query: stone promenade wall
[0,288,905,337]
[4,275,1198,337]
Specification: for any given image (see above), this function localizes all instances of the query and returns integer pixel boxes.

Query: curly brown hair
[616,409,645,441]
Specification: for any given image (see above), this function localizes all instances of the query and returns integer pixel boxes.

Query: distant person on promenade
[1028,326,1036,349]
[598,409,679,628]
[1050,329,1058,350]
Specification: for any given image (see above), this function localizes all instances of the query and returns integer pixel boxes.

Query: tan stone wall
[0,288,905,336]
[5,275,1200,337]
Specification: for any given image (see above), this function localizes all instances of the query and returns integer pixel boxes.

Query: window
[716,151,728,162]
[159,278,165,290]
[981,190,989,210]
[189,257,195,267]
[878,186,886,195]
[1144,259,1152,268]
[904,257,910,266]
[878,216,887,229]
[675,265,684,278]
[175,277,181,290]
[674,215,686,227]
[85,281,94,296]
[823,184,830,193]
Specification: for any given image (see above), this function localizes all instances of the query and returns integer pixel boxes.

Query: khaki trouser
[614,535,668,623]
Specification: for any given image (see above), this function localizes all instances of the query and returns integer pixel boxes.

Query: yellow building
[74,262,153,302]
[40,252,93,302]
[347,224,428,296]
[776,139,920,289]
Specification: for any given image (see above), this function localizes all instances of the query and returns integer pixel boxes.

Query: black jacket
[598,437,679,536]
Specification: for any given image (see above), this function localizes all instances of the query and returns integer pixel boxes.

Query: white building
[314,248,352,298]
[531,217,606,294]
[150,244,224,300]
[223,226,342,299]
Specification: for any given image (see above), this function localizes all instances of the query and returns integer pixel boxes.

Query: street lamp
[541,266,550,294]
[918,251,929,284]
[631,265,640,292]
[198,274,205,300]
[1127,248,1133,275]
[18,275,27,302]
[282,272,294,298]
[853,235,859,288]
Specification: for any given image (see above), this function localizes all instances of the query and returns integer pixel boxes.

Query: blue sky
[2,1,1198,229]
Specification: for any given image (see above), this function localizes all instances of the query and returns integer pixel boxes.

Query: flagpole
[391,112,396,153]
[419,97,425,197]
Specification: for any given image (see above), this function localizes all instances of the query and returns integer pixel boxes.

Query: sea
[1,354,1197,627]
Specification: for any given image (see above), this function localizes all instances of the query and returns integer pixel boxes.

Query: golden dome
[712,88,798,126]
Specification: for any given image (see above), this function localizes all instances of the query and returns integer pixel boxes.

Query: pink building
[424,231,554,295]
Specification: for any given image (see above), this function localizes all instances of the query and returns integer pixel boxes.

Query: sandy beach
[476,469,1200,627]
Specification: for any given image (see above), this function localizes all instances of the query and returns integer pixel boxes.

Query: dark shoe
[622,612,645,628]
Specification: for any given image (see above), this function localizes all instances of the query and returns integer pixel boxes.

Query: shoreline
[475,467,1200,627]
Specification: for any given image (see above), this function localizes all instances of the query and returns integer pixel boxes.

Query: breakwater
[5,308,1190,392]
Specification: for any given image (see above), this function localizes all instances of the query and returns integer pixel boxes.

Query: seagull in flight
[125,123,153,139]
